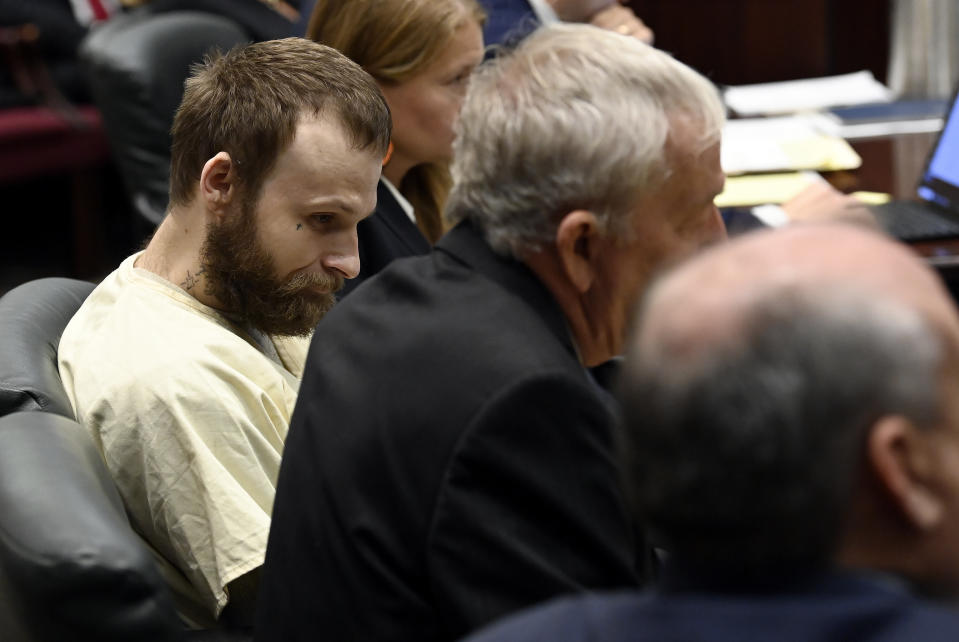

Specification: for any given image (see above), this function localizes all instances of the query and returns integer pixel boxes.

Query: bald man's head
[618,224,959,590]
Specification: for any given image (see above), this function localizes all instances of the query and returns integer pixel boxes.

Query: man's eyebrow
[307,198,358,215]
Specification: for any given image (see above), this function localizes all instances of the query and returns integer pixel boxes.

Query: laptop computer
[870,88,959,242]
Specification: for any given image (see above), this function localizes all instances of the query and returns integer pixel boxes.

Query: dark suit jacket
[480,0,540,47]
[256,220,646,641]
[339,178,431,298]
[463,571,959,642]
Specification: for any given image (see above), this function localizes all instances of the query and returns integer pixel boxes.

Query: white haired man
[256,23,726,641]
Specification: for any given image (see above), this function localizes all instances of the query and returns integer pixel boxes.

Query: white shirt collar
[527,0,559,23]
[380,176,416,224]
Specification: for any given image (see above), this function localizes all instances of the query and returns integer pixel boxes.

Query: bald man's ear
[555,210,603,294]
[200,151,238,218]
[867,416,944,531]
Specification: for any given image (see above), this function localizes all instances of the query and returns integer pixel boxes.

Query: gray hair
[619,283,943,575]
[446,23,725,257]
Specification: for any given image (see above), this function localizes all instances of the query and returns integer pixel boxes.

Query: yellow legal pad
[715,172,821,208]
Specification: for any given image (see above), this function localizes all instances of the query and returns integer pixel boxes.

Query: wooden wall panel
[625,0,890,86]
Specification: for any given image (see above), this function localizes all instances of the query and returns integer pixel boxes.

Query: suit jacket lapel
[375,180,431,255]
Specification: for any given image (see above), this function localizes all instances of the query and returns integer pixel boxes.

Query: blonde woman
[308,0,485,296]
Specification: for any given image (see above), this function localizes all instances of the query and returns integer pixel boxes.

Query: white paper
[721,114,860,174]
[723,71,894,117]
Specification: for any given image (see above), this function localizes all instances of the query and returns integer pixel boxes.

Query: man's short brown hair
[169,37,392,209]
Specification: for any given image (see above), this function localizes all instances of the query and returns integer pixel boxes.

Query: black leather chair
[0,278,181,639]
[79,10,249,229]
[0,279,253,640]
[0,411,185,641]
[0,277,95,418]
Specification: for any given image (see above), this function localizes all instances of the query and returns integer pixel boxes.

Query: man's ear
[868,415,944,531]
[199,152,237,217]
[555,210,602,294]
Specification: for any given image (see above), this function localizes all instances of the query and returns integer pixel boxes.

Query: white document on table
[721,114,861,174]
[723,71,894,117]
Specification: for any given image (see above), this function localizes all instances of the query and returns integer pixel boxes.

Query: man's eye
[311,214,334,225]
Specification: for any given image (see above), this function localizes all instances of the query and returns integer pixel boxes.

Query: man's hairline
[178,105,384,216]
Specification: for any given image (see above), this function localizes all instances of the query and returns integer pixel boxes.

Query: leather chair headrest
[80,10,249,225]
[0,277,95,418]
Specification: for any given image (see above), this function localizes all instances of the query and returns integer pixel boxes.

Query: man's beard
[199,201,343,337]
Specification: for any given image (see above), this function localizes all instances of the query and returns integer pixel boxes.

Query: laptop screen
[919,95,959,208]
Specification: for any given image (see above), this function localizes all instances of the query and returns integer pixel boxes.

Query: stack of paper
[716,71,905,210]
[723,71,894,117]
[721,115,861,175]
